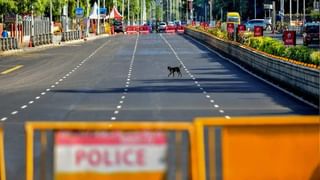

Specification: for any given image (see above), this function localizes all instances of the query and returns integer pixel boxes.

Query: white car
[157,22,167,32]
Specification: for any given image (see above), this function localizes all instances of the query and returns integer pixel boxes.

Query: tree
[310,10,320,20]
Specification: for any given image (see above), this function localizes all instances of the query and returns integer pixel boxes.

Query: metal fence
[23,17,50,36]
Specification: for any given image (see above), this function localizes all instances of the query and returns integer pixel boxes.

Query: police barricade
[194,116,320,180]
[126,26,139,35]
[0,125,6,180]
[165,26,176,33]
[176,26,185,34]
[25,121,198,180]
[139,26,150,35]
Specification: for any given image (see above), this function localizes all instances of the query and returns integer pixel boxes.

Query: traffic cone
[28,36,34,47]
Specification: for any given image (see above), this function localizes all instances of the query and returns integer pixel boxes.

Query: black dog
[168,65,182,77]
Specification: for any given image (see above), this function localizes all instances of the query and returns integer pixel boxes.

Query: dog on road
[168,65,182,77]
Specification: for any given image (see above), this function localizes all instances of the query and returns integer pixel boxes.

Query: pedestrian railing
[25,121,198,180]
[194,116,320,180]
[29,34,53,47]
[61,31,81,42]
[0,37,19,51]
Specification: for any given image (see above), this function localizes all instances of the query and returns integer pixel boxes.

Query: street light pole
[128,0,130,25]
[254,0,256,18]
[86,0,89,37]
[209,0,212,26]
[280,0,284,24]
[50,0,53,33]
[289,0,292,26]
[97,0,100,34]
[303,0,305,24]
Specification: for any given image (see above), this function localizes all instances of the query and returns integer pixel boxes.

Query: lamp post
[50,0,53,33]
[303,0,305,24]
[289,0,292,26]
[97,0,100,35]
[31,4,34,36]
[209,0,212,26]
[254,0,256,18]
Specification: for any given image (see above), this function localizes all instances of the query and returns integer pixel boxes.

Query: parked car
[114,21,123,33]
[245,19,267,31]
[157,22,167,32]
[302,22,320,46]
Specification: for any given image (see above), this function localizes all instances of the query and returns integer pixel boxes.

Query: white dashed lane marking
[161,34,231,119]
[110,34,139,121]
[11,111,18,115]
[0,38,110,122]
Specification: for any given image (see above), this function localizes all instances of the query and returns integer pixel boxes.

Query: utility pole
[209,0,212,26]
[103,0,105,27]
[50,0,53,33]
[254,0,256,18]
[186,0,188,22]
[97,0,100,34]
[290,0,292,27]
[280,0,284,24]
[297,0,299,21]
[86,0,89,36]
[303,0,305,24]
[128,0,130,25]
[77,0,80,31]
[122,0,124,23]
[31,4,34,36]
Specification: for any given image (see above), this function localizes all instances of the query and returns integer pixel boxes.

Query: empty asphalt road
[0,33,317,179]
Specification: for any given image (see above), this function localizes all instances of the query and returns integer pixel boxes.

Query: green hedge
[310,51,320,65]
[193,26,318,66]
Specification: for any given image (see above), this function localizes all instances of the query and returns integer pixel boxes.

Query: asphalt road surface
[0,33,318,180]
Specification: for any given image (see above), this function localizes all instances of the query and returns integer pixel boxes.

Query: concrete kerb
[0,34,110,56]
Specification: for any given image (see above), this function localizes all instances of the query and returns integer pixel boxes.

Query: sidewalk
[0,33,110,56]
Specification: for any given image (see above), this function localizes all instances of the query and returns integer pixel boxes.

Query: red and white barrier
[139,26,150,35]
[126,26,139,35]
[176,26,185,33]
[165,26,176,33]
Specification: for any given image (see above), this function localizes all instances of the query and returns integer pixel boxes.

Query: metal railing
[0,37,19,51]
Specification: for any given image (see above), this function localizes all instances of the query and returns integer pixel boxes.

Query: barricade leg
[49,34,53,44]
[8,38,13,50]
[0,39,3,51]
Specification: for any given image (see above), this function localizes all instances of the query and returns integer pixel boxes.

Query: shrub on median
[310,51,320,65]
[190,26,318,66]
[284,46,312,64]
[208,27,227,39]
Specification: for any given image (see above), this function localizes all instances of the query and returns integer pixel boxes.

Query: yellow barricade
[25,121,198,180]
[0,125,5,180]
[195,116,320,180]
